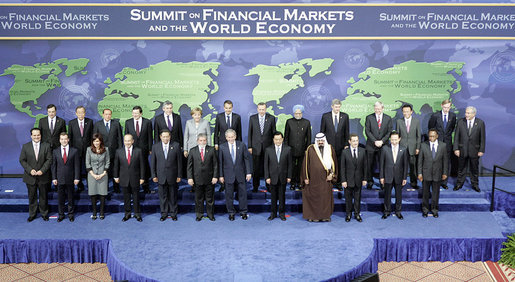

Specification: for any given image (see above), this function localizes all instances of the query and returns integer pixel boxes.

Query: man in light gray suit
[418,128,448,218]
[396,104,421,188]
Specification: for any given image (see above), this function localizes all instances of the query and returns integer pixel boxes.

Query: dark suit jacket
[51,147,80,184]
[418,142,448,182]
[340,147,368,188]
[219,141,252,183]
[68,118,94,159]
[125,118,153,154]
[264,144,292,185]
[19,141,52,185]
[150,141,182,185]
[365,113,393,151]
[187,145,218,185]
[428,111,456,146]
[453,118,486,158]
[113,146,145,187]
[396,117,421,155]
[153,113,183,147]
[248,113,276,156]
[320,111,350,153]
[214,112,242,145]
[93,119,123,159]
[38,116,67,150]
[380,145,409,184]
[284,118,311,157]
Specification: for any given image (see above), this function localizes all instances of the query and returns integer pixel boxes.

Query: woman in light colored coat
[184,107,212,158]
[85,133,110,220]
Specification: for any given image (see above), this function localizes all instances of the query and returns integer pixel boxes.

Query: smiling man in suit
[38,104,66,151]
[428,99,457,189]
[219,129,252,221]
[264,132,292,221]
[19,128,52,222]
[380,131,408,220]
[365,101,393,189]
[187,133,218,221]
[151,129,182,221]
[68,106,93,192]
[154,101,183,147]
[214,100,242,149]
[340,134,368,222]
[125,106,153,194]
[51,133,80,222]
[418,129,448,218]
[114,134,145,222]
[453,106,486,192]
[248,102,276,193]
[396,104,421,189]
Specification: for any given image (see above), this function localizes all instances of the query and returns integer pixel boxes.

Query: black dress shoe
[58,215,65,222]
[100,215,105,220]
[241,214,248,220]
[355,215,363,222]
[27,216,36,222]
[410,183,418,189]
[69,216,75,222]
[209,216,216,221]
[196,217,202,221]
[366,183,373,190]
[43,216,49,221]
[171,216,178,221]
[345,215,351,222]
[229,215,235,221]
[135,216,142,222]
[122,215,131,222]
[252,188,258,193]
[396,213,404,220]
[433,212,439,218]
[441,184,448,189]
[422,213,428,218]
[453,184,463,191]
[279,215,286,221]
[473,186,481,192]
[219,186,225,192]
[381,214,389,219]
[92,215,97,220]
[160,216,167,221]
[268,215,276,221]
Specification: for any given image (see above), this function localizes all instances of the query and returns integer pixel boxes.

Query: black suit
[153,113,183,147]
[213,113,242,145]
[19,141,52,218]
[248,113,276,191]
[320,112,350,169]
[187,145,218,218]
[365,113,393,184]
[93,119,123,185]
[340,147,367,216]
[68,118,94,189]
[38,116,67,150]
[453,118,486,188]
[264,144,292,217]
[51,146,80,217]
[151,141,182,217]
[428,110,457,185]
[125,118,153,183]
[418,142,448,214]
[380,144,408,215]
[114,146,145,217]
[284,117,311,186]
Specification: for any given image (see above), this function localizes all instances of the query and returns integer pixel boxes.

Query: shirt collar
[430,140,439,146]
[33,141,40,146]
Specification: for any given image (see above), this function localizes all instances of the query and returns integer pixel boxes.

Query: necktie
[259,117,264,134]
[406,119,410,133]
[393,147,397,164]
[164,145,168,160]
[468,121,472,135]
[34,143,39,161]
[276,146,281,162]
[80,121,84,137]
[227,115,231,128]
[136,120,140,137]
[200,148,204,162]
[62,147,67,164]
[231,144,236,164]
[334,115,339,132]
[106,122,110,132]
[354,148,357,159]
[167,115,172,131]
[443,114,448,129]
[50,119,54,134]
[431,143,436,159]
[127,148,131,165]
[377,117,382,130]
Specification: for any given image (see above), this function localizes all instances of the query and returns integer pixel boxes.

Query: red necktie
[136,120,140,137]
[127,149,131,165]
[200,148,204,162]
[378,117,382,129]
[63,147,67,164]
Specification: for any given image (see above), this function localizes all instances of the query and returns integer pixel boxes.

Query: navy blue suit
[51,146,80,217]
[219,141,252,215]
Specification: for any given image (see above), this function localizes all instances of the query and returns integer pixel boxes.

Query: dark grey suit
[151,141,182,217]
[51,146,80,216]
[428,110,456,185]
[453,117,486,188]
[396,117,421,186]
[214,112,242,145]
[340,147,367,215]
[380,144,408,215]
[19,141,52,218]
[418,141,448,214]
[113,146,145,217]
[153,113,183,146]
[248,113,276,191]
[38,116,67,150]
[365,113,393,185]
[187,145,218,218]
[93,119,123,169]
[68,117,94,189]
[264,144,292,216]
[320,111,350,154]
[125,117,153,184]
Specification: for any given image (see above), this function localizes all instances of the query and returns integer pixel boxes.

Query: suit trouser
[195,184,215,218]
[383,180,403,214]
[269,183,286,216]
[57,184,75,216]
[252,154,264,190]
[158,182,178,216]
[408,154,418,185]
[422,180,441,214]
[457,155,479,187]
[26,181,49,217]
[225,180,248,215]
[344,185,362,215]
[366,148,381,183]
[441,145,453,186]
[122,184,141,217]
[292,155,304,185]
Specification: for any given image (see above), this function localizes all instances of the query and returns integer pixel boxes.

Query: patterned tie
[200,147,204,162]
[443,114,448,129]
[377,117,382,130]
[50,119,54,134]
[259,116,264,135]
[231,144,236,164]
[432,143,436,159]
[334,115,339,132]
[406,119,410,133]
[127,148,131,165]
[167,115,172,131]
[34,143,39,161]
[227,115,231,128]
[80,121,84,137]
[276,146,281,162]
[62,147,67,164]
[136,120,140,137]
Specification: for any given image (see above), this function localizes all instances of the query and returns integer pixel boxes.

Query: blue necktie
[431,144,436,159]
[231,144,236,164]
[443,114,448,130]
[276,147,281,162]
[105,122,110,132]
[227,115,231,128]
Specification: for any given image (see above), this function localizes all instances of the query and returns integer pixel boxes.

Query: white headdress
[314,133,333,171]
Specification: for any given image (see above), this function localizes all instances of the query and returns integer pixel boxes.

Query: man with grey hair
[320,99,349,189]
[453,106,485,192]
[153,101,183,147]
[365,101,393,189]
[284,104,311,190]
